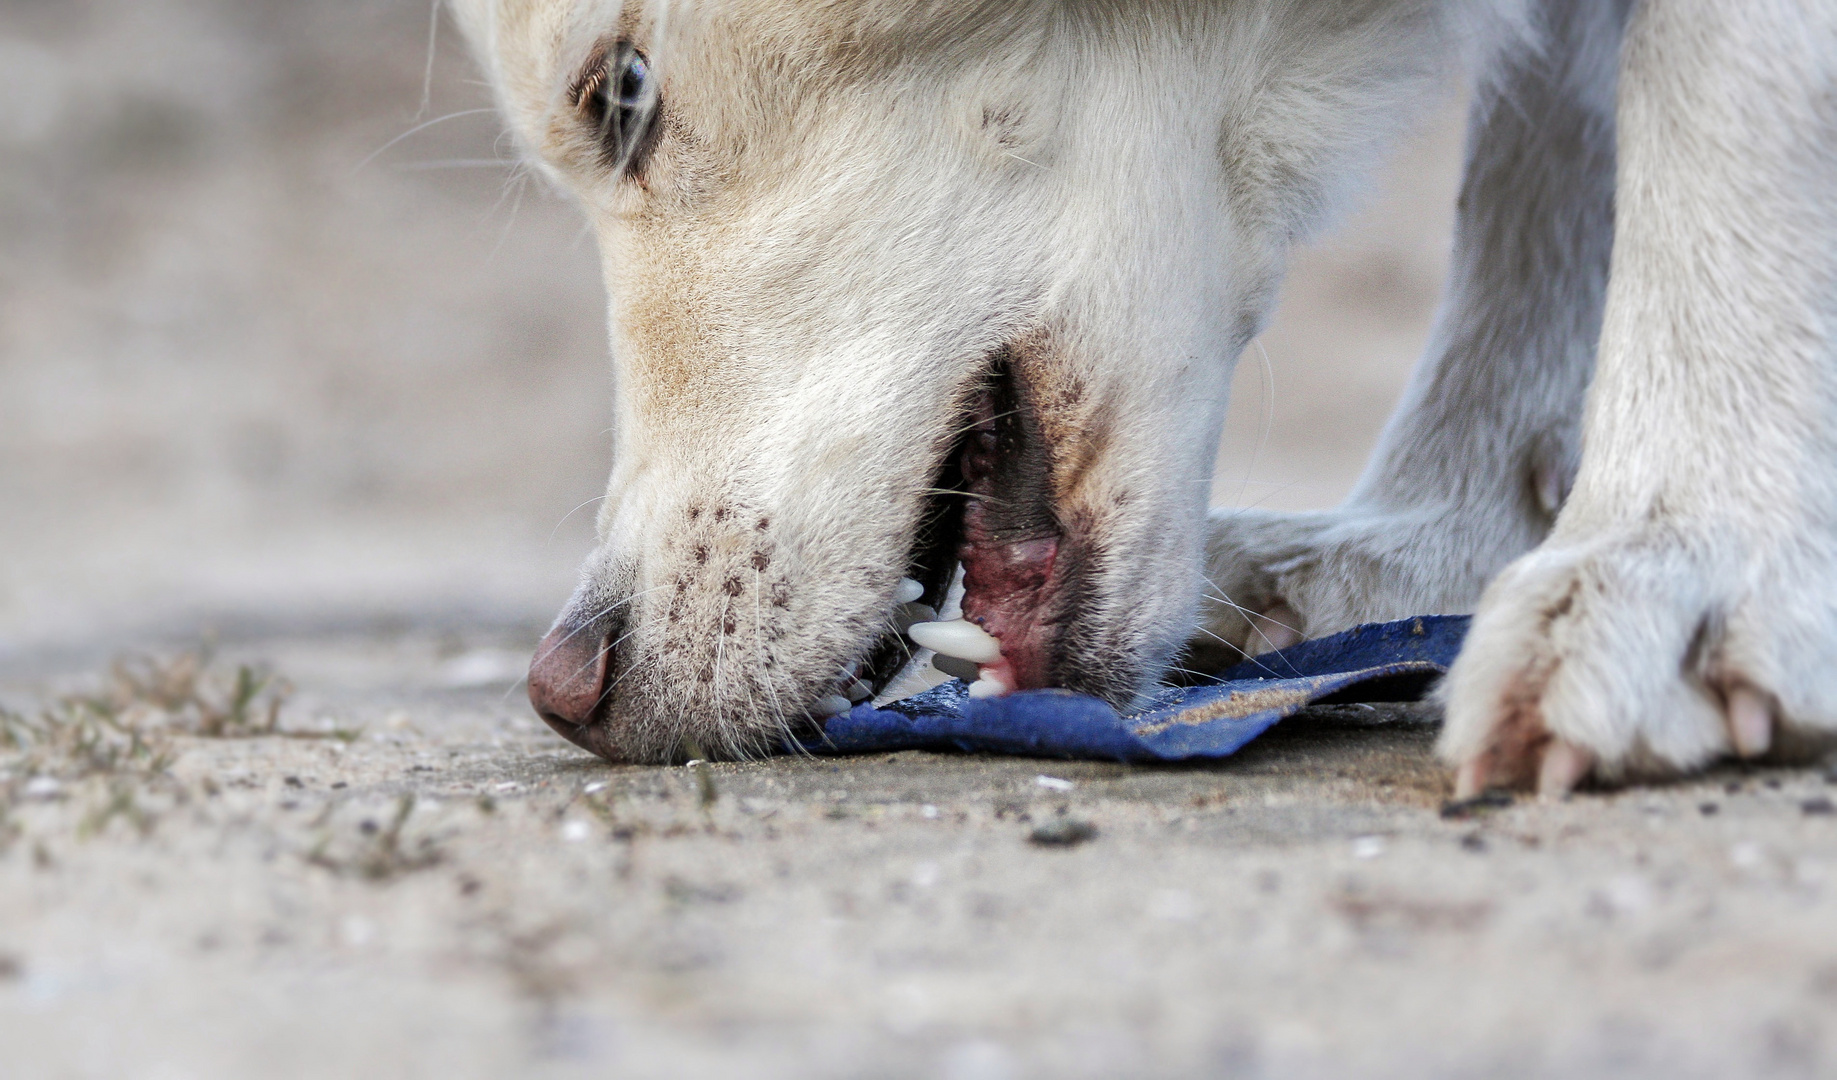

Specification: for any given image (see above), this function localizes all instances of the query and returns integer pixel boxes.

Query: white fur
[1438,0,1837,785]
[459,0,1837,781]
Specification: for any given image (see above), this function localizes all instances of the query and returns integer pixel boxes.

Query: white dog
[457,0,1837,793]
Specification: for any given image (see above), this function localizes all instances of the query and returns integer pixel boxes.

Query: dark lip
[951,349,1068,692]
[855,411,974,698]
[859,347,1090,699]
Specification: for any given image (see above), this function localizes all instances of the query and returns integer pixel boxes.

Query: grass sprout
[1,693,177,783]
[101,645,294,738]
[307,794,444,881]
[0,643,340,838]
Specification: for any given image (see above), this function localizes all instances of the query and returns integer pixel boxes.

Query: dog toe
[1723,684,1775,758]
[1536,739,1593,799]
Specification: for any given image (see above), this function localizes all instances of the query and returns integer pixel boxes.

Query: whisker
[1188,623,1290,679]
[941,407,1021,443]
[1228,337,1278,510]
[549,495,609,544]
[391,158,516,171]
[416,0,441,121]
[752,567,793,753]
[528,585,667,670]
[352,108,497,174]
[1198,576,1304,676]
[586,627,643,709]
[917,487,1004,505]
[485,170,530,263]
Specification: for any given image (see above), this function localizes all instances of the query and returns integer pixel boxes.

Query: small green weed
[0,643,341,840]
[307,794,444,881]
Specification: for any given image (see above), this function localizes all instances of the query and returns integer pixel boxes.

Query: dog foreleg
[1197,0,1629,664]
[1441,0,1837,792]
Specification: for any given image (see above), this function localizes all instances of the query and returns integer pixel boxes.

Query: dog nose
[528,620,614,740]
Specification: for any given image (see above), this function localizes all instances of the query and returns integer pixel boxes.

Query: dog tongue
[952,370,1061,692]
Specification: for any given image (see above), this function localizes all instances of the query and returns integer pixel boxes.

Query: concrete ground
[5,629,1837,1079]
[8,3,1837,1077]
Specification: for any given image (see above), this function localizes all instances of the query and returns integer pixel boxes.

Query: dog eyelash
[567,39,658,177]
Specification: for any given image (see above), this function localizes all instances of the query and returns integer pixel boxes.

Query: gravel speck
[1028,819,1098,847]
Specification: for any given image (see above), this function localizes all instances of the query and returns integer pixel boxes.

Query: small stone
[1459,833,1487,852]
[1440,789,1513,820]
[1699,802,1720,816]
[1802,796,1834,817]
[1028,819,1098,847]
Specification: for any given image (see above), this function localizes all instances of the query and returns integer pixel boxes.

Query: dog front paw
[1439,525,1837,796]
[1196,503,1525,668]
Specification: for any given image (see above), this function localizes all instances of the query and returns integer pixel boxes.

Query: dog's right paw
[1193,502,1538,668]
[1439,523,1837,796]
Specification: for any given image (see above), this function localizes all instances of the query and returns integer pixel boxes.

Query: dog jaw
[460,0,1479,760]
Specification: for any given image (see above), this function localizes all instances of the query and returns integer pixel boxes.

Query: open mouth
[532,350,1087,759]
[844,350,1075,709]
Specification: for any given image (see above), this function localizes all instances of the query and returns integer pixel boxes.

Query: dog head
[454,0,1462,760]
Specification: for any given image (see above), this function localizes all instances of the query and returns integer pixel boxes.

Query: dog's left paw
[1439,523,1837,796]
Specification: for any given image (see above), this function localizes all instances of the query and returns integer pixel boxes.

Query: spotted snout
[523,490,943,763]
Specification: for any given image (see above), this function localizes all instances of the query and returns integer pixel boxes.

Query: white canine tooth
[967,669,1010,698]
[906,619,1002,665]
[874,658,951,704]
[895,577,926,604]
[843,678,872,702]
[810,694,853,718]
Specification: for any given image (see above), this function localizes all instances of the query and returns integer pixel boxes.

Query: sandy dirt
[6,3,1837,1078]
[5,635,1837,1078]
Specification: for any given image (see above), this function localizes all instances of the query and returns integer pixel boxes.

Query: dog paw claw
[1442,526,1837,789]
[1453,759,1489,801]
[1536,739,1592,799]
[1725,685,1774,758]
[1253,603,1303,653]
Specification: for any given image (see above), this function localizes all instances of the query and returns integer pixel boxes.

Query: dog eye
[613,49,650,111]
[570,42,657,175]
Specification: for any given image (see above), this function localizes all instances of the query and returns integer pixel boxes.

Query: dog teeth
[842,678,872,702]
[906,619,1002,664]
[966,668,1010,698]
[809,694,853,718]
[874,657,952,704]
[894,577,926,604]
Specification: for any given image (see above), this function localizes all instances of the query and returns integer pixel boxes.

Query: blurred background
[0,0,1466,663]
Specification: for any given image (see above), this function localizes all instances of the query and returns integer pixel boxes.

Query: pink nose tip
[528,622,613,735]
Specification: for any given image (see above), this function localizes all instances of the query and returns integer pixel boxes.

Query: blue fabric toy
[796,615,1468,762]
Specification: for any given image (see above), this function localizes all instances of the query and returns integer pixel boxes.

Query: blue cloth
[796,615,1468,762]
